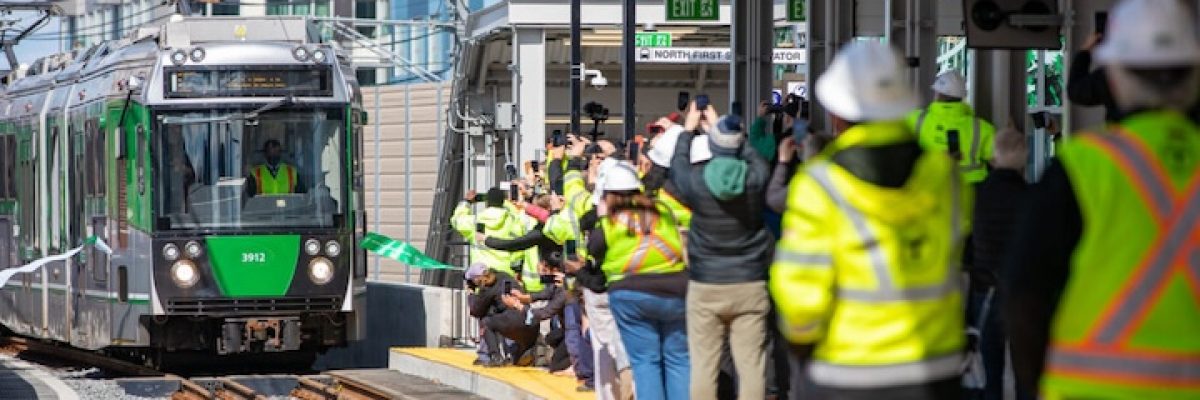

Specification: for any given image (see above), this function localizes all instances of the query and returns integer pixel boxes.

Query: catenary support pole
[570,0,581,136]
[622,0,635,141]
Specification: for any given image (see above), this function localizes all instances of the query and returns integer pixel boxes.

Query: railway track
[0,336,163,377]
[1,336,397,399]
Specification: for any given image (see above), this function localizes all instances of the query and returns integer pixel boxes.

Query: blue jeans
[610,289,689,400]
[564,301,594,384]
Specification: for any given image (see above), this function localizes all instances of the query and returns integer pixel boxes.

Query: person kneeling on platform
[468,264,540,367]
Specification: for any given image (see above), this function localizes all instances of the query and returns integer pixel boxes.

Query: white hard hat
[931,71,967,99]
[601,162,641,192]
[1094,0,1200,67]
[815,41,919,121]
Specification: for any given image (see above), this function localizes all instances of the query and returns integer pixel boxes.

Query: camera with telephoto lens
[584,102,609,123]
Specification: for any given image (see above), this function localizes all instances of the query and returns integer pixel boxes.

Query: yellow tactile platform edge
[392,347,592,400]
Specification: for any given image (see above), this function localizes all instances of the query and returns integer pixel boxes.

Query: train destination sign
[637,47,807,65]
[166,66,332,98]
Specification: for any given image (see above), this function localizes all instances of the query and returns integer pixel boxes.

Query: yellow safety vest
[599,206,685,283]
[770,121,971,388]
[1045,110,1200,399]
[907,101,995,183]
[252,163,297,195]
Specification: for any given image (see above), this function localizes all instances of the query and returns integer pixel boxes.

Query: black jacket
[1003,161,1081,397]
[669,132,774,283]
[485,222,561,268]
[970,169,1028,288]
[469,272,524,319]
[1067,51,1119,122]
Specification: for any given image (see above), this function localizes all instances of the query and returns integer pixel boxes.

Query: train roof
[2,16,325,95]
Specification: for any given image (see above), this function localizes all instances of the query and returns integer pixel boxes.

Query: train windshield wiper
[161,96,298,125]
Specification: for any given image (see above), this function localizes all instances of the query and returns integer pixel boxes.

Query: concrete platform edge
[388,350,543,400]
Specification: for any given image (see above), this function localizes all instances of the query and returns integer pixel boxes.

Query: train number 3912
[242,253,268,263]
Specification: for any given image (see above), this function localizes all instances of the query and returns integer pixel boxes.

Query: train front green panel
[205,235,301,297]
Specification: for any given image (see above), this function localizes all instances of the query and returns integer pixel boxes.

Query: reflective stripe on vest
[807,164,961,302]
[1048,129,1200,388]
[809,353,963,389]
[600,211,684,282]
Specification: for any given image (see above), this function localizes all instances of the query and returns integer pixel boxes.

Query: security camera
[578,63,608,91]
[590,75,608,90]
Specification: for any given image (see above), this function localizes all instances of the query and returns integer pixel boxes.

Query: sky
[8,11,64,69]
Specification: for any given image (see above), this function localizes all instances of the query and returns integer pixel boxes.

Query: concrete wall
[361,83,452,283]
[314,281,465,369]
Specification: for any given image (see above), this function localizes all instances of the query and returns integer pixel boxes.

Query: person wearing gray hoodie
[668,103,774,400]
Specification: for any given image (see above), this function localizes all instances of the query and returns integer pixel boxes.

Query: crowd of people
[451,0,1200,399]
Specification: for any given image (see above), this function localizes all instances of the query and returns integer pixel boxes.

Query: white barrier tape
[0,237,111,289]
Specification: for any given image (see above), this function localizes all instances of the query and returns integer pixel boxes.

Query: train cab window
[156,108,345,230]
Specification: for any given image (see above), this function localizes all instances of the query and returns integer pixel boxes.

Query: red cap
[666,112,682,123]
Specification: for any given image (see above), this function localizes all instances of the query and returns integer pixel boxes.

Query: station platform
[389,347,591,400]
[0,355,78,400]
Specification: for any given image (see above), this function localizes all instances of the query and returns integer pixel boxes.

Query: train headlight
[171,260,200,288]
[162,243,180,261]
[189,47,206,62]
[311,49,327,63]
[309,257,334,285]
[170,50,187,66]
[324,240,341,257]
[304,239,321,256]
[292,46,310,62]
[184,241,203,259]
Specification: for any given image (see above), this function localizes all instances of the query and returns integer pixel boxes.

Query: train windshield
[156,107,346,230]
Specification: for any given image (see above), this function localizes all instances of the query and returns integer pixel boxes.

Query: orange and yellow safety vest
[1047,110,1200,399]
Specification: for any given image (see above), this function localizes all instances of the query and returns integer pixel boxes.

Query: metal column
[622,0,636,140]
[806,0,855,132]
[973,50,1028,133]
[731,0,774,116]
[516,29,547,163]
[888,0,938,104]
[570,0,581,136]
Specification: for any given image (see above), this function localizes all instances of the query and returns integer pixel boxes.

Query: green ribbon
[359,232,456,269]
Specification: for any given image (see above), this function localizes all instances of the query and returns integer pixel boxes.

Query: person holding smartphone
[564,163,690,400]
[906,71,997,184]
[466,262,539,368]
[1067,15,1120,122]
[451,187,529,289]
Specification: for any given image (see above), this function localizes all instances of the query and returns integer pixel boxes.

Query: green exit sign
[636,32,672,47]
[787,0,805,22]
[666,0,719,21]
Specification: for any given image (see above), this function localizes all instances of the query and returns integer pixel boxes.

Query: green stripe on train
[206,235,300,297]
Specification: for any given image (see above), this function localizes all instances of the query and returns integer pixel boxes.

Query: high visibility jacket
[656,187,692,229]
[563,168,594,219]
[1046,110,1200,400]
[252,163,297,195]
[543,209,588,261]
[599,205,685,283]
[770,121,972,389]
[451,203,527,277]
[906,101,995,183]
[517,211,545,293]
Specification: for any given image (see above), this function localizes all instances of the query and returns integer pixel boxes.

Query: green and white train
[0,16,367,364]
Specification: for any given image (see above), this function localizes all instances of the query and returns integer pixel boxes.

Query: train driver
[250,139,300,196]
